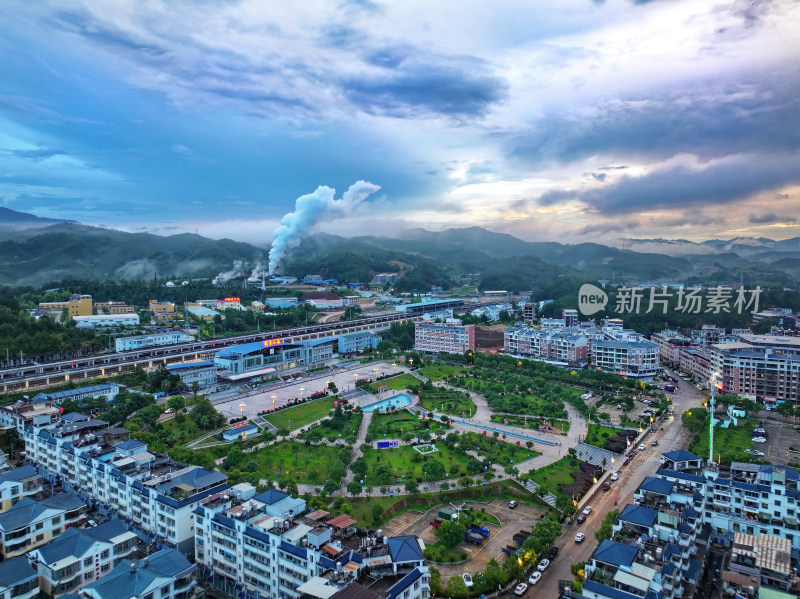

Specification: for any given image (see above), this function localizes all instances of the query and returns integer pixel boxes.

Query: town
[0,280,798,599]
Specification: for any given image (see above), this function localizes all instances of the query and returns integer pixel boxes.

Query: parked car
[508,500,519,509]
[529,571,542,585]
[165,408,175,414]
[463,573,473,588]
[752,437,767,443]
[576,514,586,524]
[537,559,550,572]
[745,449,765,456]
[547,547,560,560]
[754,428,766,434]
[582,506,592,515]
[514,583,528,596]
[610,472,620,481]
[575,532,586,543]
[616,404,623,409]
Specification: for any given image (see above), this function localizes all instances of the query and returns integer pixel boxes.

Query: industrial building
[74,314,140,329]
[38,294,93,318]
[414,318,475,354]
[115,330,194,352]
[31,382,120,406]
[149,300,177,323]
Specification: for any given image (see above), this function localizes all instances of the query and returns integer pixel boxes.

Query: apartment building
[80,548,196,599]
[414,319,475,354]
[504,326,588,365]
[650,330,693,365]
[0,399,61,430]
[195,489,430,599]
[31,383,120,406]
[28,518,138,596]
[592,339,661,379]
[0,466,44,512]
[677,347,714,382]
[0,493,86,559]
[729,532,794,592]
[0,555,39,599]
[22,413,228,552]
[710,335,800,405]
[115,331,194,352]
[338,331,380,354]
[562,309,579,327]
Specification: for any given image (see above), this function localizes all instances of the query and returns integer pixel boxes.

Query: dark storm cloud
[510,76,800,164]
[343,55,508,119]
[658,209,722,227]
[578,154,800,215]
[579,221,639,236]
[536,189,577,207]
[748,212,796,224]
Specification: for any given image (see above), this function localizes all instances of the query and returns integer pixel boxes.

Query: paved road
[531,376,706,598]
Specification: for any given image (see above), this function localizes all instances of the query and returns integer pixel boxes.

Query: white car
[752,437,767,444]
[462,573,473,588]
[529,571,542,585]
[575,532,586,543]
[583,506,592,515]
[537,558,551,572]
[638,444,646,451]
[514,583,528,596]
[610,472,620,481]
[164,408,175,414]
[745,449,765,456]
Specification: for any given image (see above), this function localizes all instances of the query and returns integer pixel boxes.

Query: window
[84,557,93,567]
[101,564,110,573]
[84,572,94,581]
[100,550,109,560]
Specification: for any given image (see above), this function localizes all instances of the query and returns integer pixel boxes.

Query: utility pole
[709,372,721,465]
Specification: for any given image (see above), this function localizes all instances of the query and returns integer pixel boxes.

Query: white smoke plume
[213,260,245,285]
[268,180,381,275]
[248,260,267,282]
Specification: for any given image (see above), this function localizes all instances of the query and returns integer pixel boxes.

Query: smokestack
[268,181,380,275]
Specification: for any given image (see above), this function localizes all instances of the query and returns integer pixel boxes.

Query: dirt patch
[475,326,505,350]
[605,431,638,454]
[560,461,597,498]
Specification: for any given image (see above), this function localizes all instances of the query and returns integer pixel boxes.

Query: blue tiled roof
[216,341,287,358]
[661,562,675,577]
[33,383,118,402]
[166,361,216,370]
[253,489,289,505]
[387,536,423,563]
[656,469,706,484]
[81,549,192,599]
[0,555,37,588]
[619,504,657,527]
[319,556,337,570]
[116,439,146,450]
[38,519,131,564]
[592,539,639,568]
[386,567,423,599]
[638,476,674,495]
[279,540,307,560]
[583,580,643,599]
[0,465,38,483]
[684,558,703,581]
[0,494,84,532]
[759,464,800,481]
[664,543,681,561]
[663,450,699,462]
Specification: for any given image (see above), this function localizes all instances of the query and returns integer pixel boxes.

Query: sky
[1,0,799,247]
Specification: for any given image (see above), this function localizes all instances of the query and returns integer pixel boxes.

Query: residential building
[540,318,566,329]
[165,361,218,390]
[28,518,139,596]
[651,330,693,365]
[39,295,93,318]
[710,335,800,405]
[195,489,429,599]
[0,466,44,512]
[0,493,86,559]
[729,532,793,592]
[31,383,120,406]
[562,309,579,327]
[414,319,475,354]
[0,555,38,599]
[522,302,536,323]
[592,339,660,379]
[115,331,194,352]
[22,413,228,552]
[149,300,177,323]
[504,326,588,365]
[81,548,196,599]
[677,347,714,382]
[0,399,61,431]
[691,324,723,347]
[74,314,140,329]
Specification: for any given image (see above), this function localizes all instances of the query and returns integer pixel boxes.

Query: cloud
[10,147,68,160]
[171,144,192,155]
[748,212,797,224]
[576,153,800,215]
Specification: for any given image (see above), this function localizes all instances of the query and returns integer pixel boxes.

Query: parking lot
[761,417,800,466]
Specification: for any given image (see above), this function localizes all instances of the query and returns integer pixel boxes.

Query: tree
[134,404,163,431]
[555,494,577,517]
[167,395,186,412]
[404,479,419,494]
[446,575,469,599]
[436,520,467,550]
[223,447,245,470]
[191,398,224,430]
[190,381,200,401]
[370,502,384,523]
[347,481,363,496]
[595,509,620,542]
[422,460,445,481]
[350,457,367,479]
[429,567,443,595]
[286,479,299,498]
[244,461,259,472]
[777,402,796,419]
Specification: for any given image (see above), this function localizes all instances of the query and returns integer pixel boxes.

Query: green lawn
[361,444,471,485]
[223,440,350,485]
[418,364,465,381]
[690,418,758,465]
[264,397,336,431]
[367,373,421,392]
[367,410,449,439]
[490,414,571,433]
[300,412,363,442]
[524,456,579,498]
[458,432,537,466]
[418,389,476,417]
[584,424,623,449]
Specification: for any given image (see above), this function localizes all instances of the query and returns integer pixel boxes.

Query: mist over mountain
[1,210,799,289]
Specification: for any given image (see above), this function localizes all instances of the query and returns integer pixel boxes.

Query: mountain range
[1,209,799,290]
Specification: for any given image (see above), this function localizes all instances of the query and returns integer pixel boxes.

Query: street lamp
[239,401,245,416]
[272,394,277,407]
[299,387,305,399]
[409,358,414,368]
[373,367,378,378]
[392,363,396,372]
